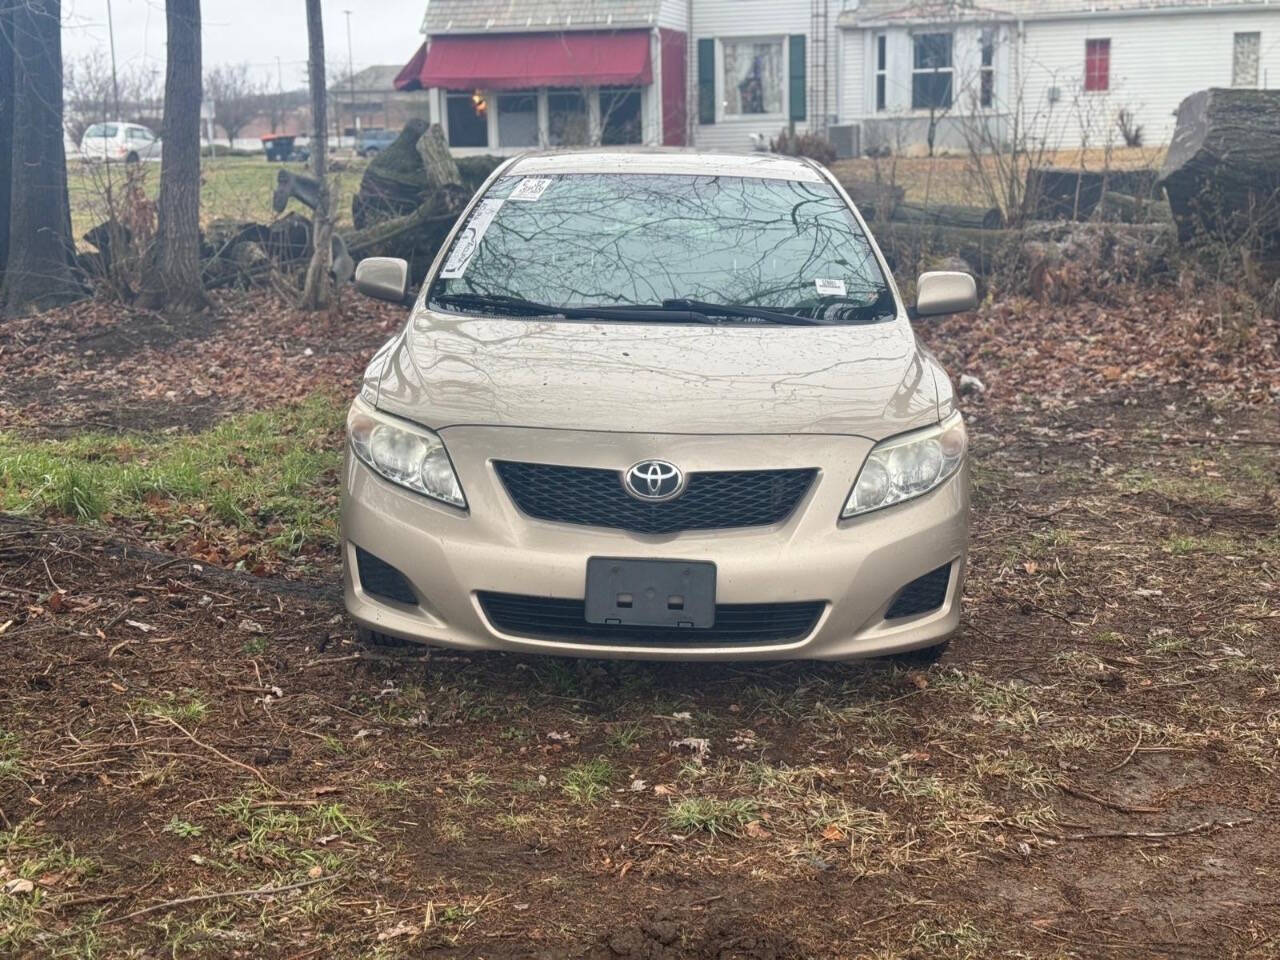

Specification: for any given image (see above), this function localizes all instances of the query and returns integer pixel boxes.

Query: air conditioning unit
[828,123,861,159]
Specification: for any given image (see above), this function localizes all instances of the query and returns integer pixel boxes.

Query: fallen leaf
[745,820,771,840]
[3,878,34,896]
[821,825,845,843]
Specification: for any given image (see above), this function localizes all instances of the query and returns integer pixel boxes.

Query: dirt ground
[0,286,1277,958]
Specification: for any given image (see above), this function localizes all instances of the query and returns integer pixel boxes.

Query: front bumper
[341,425,968,661]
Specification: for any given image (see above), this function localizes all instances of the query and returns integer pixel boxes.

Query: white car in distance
[80,122,162,164]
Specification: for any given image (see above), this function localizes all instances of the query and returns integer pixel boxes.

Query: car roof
[506,150,825,182]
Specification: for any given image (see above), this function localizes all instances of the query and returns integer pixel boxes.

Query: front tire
[887,635,953,667]
[355,626,415,649]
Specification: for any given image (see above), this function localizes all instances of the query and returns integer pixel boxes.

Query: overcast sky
[62,0,428,88]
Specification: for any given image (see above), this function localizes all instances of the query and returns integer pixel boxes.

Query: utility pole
[344,9,355,140]
[106,0,120,116]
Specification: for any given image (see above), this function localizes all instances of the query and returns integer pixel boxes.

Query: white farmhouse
[397,0,1278,154]
[839,0,1280,153]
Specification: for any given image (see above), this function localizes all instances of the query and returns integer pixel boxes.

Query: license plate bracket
[585,558,716,629]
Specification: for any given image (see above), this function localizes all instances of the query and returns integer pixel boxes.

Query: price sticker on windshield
[439,198,504,279]
[814,277,847,297]
[509,177,552,202]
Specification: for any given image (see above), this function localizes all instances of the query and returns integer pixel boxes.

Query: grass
[561,758,614,804]
[134,690,210,725]
[0,394,344,557]
[665,797,758,836]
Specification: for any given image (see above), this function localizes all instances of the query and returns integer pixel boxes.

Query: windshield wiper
[434,292,728,324]
[433,292,568,317]
[661,299,825,326]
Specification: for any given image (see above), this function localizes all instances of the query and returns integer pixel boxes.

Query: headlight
[347,402,466,508]
[842,412,966,518]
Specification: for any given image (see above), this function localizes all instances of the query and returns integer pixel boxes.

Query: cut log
[891,202,1003,230]
[352,118,433,229]
[1159,88,1280,248]
[873,220,1175,292]
[273,170,322,213]
[1026,167,1159,221]
[838,179,904,221]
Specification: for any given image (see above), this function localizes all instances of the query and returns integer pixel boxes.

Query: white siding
[1019,10,1280,147]
[690,0,837,153]
[658,0,689,32]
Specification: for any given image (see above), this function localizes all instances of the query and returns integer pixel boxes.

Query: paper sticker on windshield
[439,198,504,279]
[509,177,552,202]
[814,277,847,297]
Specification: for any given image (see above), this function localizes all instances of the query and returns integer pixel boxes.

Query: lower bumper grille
[884,563,952,619]
[355,547,417,606]
[478,592,824,647]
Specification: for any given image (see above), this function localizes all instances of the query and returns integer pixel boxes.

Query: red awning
[395,30,653,92]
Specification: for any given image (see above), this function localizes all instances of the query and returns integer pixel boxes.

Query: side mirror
[354,257,409,304]
[914,271,977,318]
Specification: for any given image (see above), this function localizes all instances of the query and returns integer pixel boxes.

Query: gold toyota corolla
[342,151,976,661]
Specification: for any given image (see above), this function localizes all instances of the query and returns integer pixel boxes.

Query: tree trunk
[834,179,905,222]
[3,0,80,315]
[0,4,13,283]
[141,0,207,314]
[891,202,1004,230]
[1158,88,1280,249]
[301,0,332,311]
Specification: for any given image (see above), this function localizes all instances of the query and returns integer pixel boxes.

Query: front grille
[493,462,816,535]
[478,592,824,647]
[355,547,417,605]
[884,563,952,619]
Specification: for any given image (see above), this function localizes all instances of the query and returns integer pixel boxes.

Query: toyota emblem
[623,460,685,502]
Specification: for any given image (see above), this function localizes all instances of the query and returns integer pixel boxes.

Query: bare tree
[301,0,333,310]
[0,2,13,283]
[141,0,207,314]
[204,62,260,147]
[64,52,166,141]
[3,0,80,315]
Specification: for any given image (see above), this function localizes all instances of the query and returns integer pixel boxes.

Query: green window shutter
[789,34,807,122]
[697,38,716,125]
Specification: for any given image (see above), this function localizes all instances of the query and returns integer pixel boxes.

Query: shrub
[769,128,838,166]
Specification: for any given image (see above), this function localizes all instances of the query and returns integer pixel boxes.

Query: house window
[600,87,643,145]
[980,28,996,107]
[912,32,953,110]
[1233,32,1260,88]
[496,93,539,147]
[548,90,589,146]
[445,90,488,147]
[722,38,784,116]
[1084,38,1110,92]
[875,34,887,112]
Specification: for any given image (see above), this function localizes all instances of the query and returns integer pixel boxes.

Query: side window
[1084,38,1110,92]
[1232,32,1260,88]
[102,124,119,137]
[875,34,887,112]
[84,124,102,139]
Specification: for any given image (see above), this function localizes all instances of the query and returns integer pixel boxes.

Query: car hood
[373,309,940,440]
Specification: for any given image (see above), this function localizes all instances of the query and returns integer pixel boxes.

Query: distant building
[330,65,432,135]
[397,0,1277,155]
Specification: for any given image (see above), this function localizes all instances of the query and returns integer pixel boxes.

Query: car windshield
[427,173,895,325]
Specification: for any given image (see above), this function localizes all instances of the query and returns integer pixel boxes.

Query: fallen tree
[1159,87,1280,249]
[83,121,497,295]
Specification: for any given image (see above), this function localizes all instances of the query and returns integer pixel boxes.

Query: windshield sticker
[814,277,847,297]
[508,177,552,202]
[439,198,504,279]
